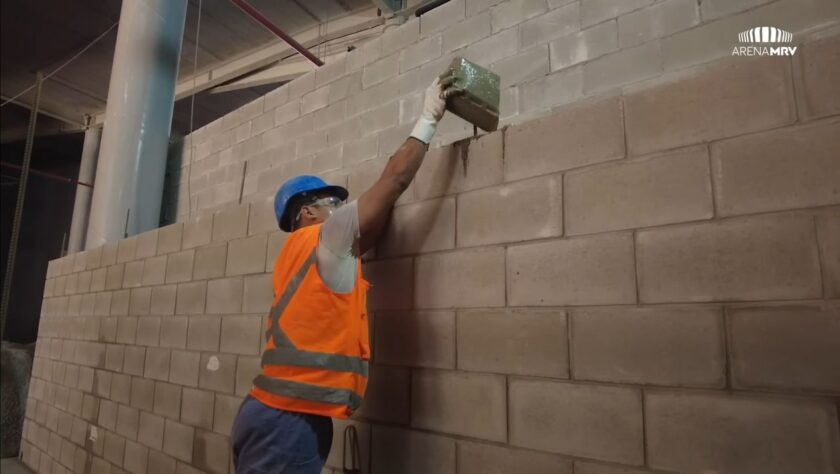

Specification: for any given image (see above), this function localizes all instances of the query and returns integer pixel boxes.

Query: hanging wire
[0,21,119,108]
[185,0,203,217]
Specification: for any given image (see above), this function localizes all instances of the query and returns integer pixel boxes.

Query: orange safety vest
[250,223,370,419]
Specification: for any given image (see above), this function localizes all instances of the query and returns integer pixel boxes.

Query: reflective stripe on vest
[253,375,363,411]
[257,245,368,406]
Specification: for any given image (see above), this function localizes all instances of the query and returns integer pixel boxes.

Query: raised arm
[356,76,457,254]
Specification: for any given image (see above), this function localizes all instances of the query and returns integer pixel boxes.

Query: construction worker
[231,75,460,473]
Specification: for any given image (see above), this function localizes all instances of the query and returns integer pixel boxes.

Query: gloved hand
[411,74,460,144]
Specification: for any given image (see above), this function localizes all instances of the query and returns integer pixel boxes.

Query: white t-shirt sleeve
[316,200,360,294]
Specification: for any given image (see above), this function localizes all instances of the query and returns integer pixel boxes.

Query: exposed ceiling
[0,0,375,143]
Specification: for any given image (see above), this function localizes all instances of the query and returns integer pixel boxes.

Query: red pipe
[230,0,325,67]
[0,161,93,188]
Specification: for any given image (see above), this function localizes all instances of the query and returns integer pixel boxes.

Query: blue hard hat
[274,175,348,232]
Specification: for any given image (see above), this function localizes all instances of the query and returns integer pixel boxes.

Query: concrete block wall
[22,1,840,473]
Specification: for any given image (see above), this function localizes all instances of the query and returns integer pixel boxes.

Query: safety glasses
[295,195,344,225]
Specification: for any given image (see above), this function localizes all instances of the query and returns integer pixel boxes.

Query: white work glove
[410,75,459,144]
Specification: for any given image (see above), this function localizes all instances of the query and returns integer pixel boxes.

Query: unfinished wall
[20,0,840,473]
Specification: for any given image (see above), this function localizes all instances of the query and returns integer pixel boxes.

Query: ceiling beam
[1,95,87,127]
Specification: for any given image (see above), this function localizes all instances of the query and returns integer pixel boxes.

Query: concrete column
[67,126,101,253]
[85,0,187,248]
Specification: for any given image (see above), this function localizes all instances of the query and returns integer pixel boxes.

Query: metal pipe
[0,161,94,188]
[67,126,101,253]
[0,72,43,342]
[230,0,325,67]
[85,0,187,247]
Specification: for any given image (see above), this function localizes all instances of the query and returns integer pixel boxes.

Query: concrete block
[362,54,399,89]
[111,289,130,316]
[265,231,288,272]
[192,243,226,280]
[510,379,643,463]
[506,97,624,181]
[169,349,201,388]
[625,57,795,156]
[411,369,506,441]
[147,450,176,474]
[400,35,442,73]
[273,100,301,126]
[180,388,214,430]
[187,316,221,352]
[130,377,155,412]
[343,136,378,166]
[699,0,776,20]
[508,233,636,306]
[116,317,137,344]
[105,265,125,291]
[198,353,236,394]
[226,234,267,276]
[123,347,145,376]
[371,426,455,474]
[141,255,167,286]
[581,0,655,27]
[378,198,455,257]
[817,209,840,297]
[549,21,617,73]
[242,274,271,314]
[165,250,194,284]
[794,34,840,120]
[375,311,455,368]
[117,237,137,263]
[301,86,330,115]
[381,19,419,57]
[458,174,562,247]
[182,214,212,250]
[103,431,125,466]
[325,419,371,472]
[111,373,132,404]
[144,348,170,382]
[154,382,182,420]
[415,132,503,200]
[729,304,840,392]
[490,44,549,89]
[710,120,840,216]
[157,223,183,255]
[101,244,118,266]
[175,282,207,315]
[572,307,725,386]
[206,277,243,314]
[363,258,414,311]
[98,399,118,430]
[212,204,249,243]
[129,288,151,316]
[105,345,124,372]
[78,271,92,294]
[619,0,698,48]
[315,56,346,88]
[489,0,546,32]
[123,441,147,474]
[91,268,107,292]
[443,12,491,52]
[86,246,103,270]
[519,64,583,116]
[566,145,713,235]
[192,430,229,474]
[247,196,277,236]
[220,316,261,355]
[163,420,194,463]
[583,40,662,94]
[646,391,840,473]
[420,0,465,36]
[135,317,160,346]
[213,394,241,435]
[235,356,261,397]
[415,247,506,309]
[464,27,519,66]
[520,2,579,48]
[458,309,568,377]
[160,316,188,349]
[458,442,572,474]
[116,405,140,440]
[637,215,822,302]
[150,285,177,315]
[139,411,165,450]
[135,230,158,259]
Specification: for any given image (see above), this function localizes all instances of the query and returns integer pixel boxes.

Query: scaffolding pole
[1,72,43,342]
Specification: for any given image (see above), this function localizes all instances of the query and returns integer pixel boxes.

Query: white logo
[732,26,797,56]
